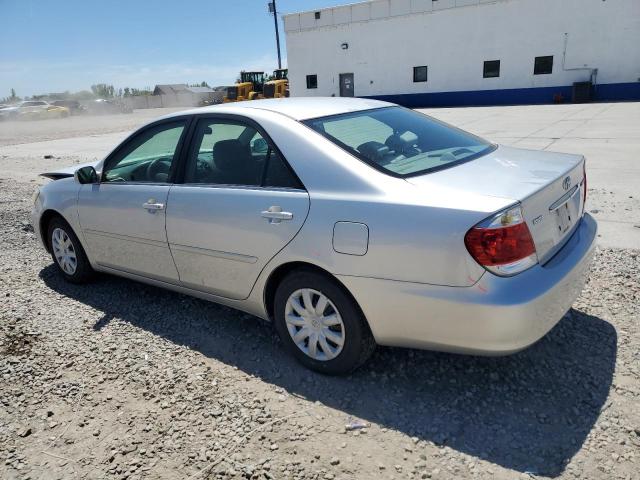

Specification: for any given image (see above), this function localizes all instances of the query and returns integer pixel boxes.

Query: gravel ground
[1,117,639,479]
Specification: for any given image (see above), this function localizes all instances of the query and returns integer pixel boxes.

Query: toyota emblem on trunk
[562,176,571,191]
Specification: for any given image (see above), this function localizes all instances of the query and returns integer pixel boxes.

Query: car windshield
[304,106,495,177]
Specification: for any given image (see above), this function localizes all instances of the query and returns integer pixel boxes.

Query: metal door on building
[339,73,354,97]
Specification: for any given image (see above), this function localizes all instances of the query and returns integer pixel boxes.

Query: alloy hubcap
[284,288,345,361]
[52,228,77,275]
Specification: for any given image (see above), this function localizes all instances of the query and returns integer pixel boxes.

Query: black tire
[273,269,376,375]
[47,216,94,284]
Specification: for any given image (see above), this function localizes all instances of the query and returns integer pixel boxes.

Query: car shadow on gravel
[40,265,617,478]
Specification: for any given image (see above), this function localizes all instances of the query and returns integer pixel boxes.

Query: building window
[483,60,500,78]
[534,56,553,75]
[413,66,428,83]
[306,74,318,89]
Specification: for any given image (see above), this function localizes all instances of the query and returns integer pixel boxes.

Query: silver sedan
[31,98,597,374]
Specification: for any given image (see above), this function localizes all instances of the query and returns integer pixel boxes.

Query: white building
[283,0,640,106]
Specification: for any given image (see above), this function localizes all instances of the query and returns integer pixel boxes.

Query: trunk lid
[406,145,586,264]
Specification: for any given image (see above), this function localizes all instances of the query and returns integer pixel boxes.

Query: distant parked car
[31,98,596,374]
[51,100,87,115]
[0,104,12,118]
[0,100,70,120]
[0,103,20,120]
[86,98,132,115]
[200,88,226,106]
[0,102,23,120]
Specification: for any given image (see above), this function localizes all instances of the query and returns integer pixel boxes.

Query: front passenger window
[103,121,186,183]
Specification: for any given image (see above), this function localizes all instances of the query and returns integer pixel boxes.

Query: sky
[0,0,350,98]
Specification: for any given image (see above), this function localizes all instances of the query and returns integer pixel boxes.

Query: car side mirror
[74,166,98,184]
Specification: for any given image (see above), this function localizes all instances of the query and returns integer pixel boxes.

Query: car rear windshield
[303,106,495,177]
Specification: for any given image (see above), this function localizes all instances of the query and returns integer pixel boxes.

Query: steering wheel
[146,157,171,182]
[196,158,212,173]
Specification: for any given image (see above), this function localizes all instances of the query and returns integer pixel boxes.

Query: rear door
[77,118,189,282]
[339,73,354,97]
[166,115,309,299]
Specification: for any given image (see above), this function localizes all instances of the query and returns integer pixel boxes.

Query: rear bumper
[338,213,597,355]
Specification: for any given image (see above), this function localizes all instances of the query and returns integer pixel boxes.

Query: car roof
[165,97,394,122]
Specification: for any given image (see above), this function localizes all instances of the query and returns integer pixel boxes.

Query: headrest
[213,139,250,172]
[357,141,390,163]
[385,131,419,154]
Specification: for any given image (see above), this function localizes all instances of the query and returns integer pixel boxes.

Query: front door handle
[143,199,165,211]
[261,206,293,224]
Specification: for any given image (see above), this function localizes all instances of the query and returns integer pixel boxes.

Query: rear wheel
[47,216,94,283]
[273,270,376,374]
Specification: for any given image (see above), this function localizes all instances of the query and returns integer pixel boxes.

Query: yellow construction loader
[223,71,265,102]
[262,69,289,99]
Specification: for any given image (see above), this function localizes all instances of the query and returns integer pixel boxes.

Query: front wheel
[47,217,94,283]
[273,270,376,375]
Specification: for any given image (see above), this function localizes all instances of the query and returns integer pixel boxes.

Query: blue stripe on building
[367,82,640,108]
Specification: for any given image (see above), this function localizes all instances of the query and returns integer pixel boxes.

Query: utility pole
[268,1,282,69]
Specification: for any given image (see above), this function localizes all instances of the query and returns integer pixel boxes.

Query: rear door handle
[261,206,293,224]
[143,200,165,211]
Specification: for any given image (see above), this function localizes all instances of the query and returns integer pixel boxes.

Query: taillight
[464,205,538,276]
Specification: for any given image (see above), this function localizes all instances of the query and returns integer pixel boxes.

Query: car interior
[101,121,187,183]
[187,121,301,188]
[187,123,266,185]
[355,132,482,173]
[102,119,302,188]
[306,107,492,176]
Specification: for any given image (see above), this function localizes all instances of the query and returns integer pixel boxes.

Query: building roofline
[283,0,508,32]
[282,0,370,19]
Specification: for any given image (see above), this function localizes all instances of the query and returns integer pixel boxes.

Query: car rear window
[303,106,495,177]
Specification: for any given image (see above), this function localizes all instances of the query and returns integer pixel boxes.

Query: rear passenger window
[263,150,302,189]
[184,118,302,189]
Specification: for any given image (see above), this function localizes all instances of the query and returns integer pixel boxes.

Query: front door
[166,117,309,299]
[77,119,188,282]
[339,73,354,97]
